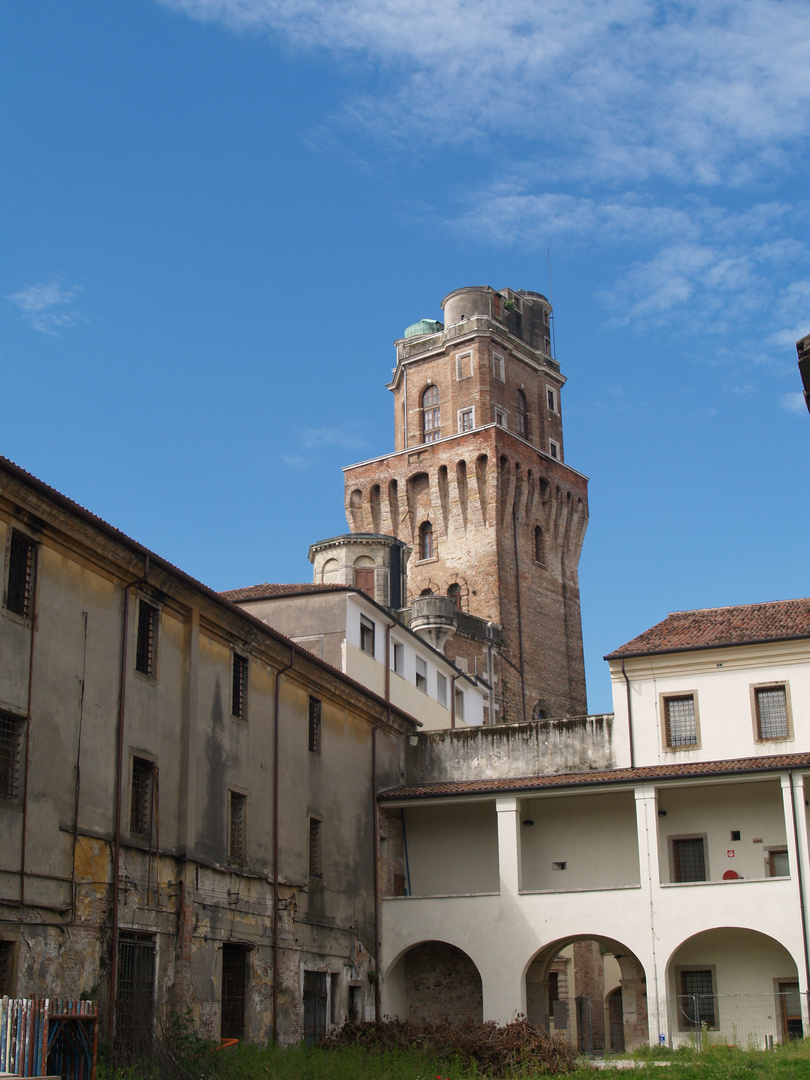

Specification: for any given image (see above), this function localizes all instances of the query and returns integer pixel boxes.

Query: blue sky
[2,0,809,713]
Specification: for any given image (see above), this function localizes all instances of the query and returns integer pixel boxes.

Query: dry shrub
[322,1015,577,1076]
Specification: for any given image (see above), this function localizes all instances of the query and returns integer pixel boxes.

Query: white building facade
[377,600,810,1050]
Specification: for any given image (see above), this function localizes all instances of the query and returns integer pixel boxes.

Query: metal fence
[659,991,806,1050]
[0,997,98,1079]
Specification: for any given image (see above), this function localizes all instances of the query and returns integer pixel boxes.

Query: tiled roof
[221,583,349,601]
[378,751,810,801]
[605,598,810,659]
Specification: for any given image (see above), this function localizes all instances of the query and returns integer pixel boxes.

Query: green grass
[98,1038,810,1080]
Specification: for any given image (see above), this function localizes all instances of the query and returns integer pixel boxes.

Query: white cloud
[156,0,810,185]
[299,426,367,451]
[780,392,806,414]
[6,280,83,334]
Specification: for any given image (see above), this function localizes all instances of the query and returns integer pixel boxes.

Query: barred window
[755,684,789,740]
[229,791,247,862]
[135,600,158,676]
[309,817,323,878]
[231,653,248,720]
[672,837,706,882]
[130,757,155,837]
[5,531,36,618]
[664,694,698,748]
[0,711,25,802]
[308,696,321,753]
[0,940,15,996]
[680,969,716,1028]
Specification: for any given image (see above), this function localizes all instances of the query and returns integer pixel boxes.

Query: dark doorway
[221,943,248,1041]
[303,971,327,1046]
[116,932,155,1057]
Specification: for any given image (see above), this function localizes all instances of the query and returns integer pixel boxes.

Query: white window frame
[454,687,465,721]
[495,407,507,428]
[436,672,448,707]
[360,615,375,657]
[492,352,505,381]
[456,351,473,380]
[392,640,405,675]
[548,439,560,460]
[458,407,475,432]
[546,386,557,413]
[415,656,427,693]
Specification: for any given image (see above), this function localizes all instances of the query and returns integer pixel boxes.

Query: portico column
[634,784,664,1045]
[485,796,525,1024]
[496,796,521,896]
[782,774,810,1008]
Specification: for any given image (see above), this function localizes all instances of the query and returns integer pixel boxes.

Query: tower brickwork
[343,286,589,721]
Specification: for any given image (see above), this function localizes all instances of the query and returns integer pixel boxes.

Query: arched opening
[525,936,647,1053]
[447,582,462,609]
[422,385,440,443]
[419,520,434,561]
[534,525,545,565]
[384,941,483,1024]
[517,388,529,438]
[320,557,340,584]
[666,928,800,1048]
[353,555,375,599]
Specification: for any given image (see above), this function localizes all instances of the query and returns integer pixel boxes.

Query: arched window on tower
[422,385,441,443]
[419,521,434,560]
[447,583,462,609]
[516,388,529,438]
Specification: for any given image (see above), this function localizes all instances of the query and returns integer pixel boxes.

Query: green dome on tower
[403,318,444,338]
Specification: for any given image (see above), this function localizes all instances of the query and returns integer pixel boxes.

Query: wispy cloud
[157,0,810,185]
[6,280,83,334]
[780,392,806,414]
[281,425,368,470]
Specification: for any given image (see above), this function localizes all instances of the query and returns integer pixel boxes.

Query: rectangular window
[330,972,340,1025]
[548,439,560,459]
[354,566,375,599]
[671,837,707,882]
[663,693,699,748]
[459,407,475,432]
[679,969,716,1028]
[221,943,248,1041]
[546,387,557,413]
[456,352,473,380]
[0,711,24,802]
[495,408,507,427]
[754,684,790,740]
[5,530,36,618]
[130,756,155,837]
[454,687,465,721]
[116,932,156,1054]
[135,600,158,676]
[229,791,247,863]
[436,672,447,707]
[492,353,505,380]
[415,657,427,693]
[308,696,321,753]
[0,940,15,997]
[309,817,323,878]
[231,653,248,720]
[360,615,375,656]
[392,641,404,675]
[769,848,789,876]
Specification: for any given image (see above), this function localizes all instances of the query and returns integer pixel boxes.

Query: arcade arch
[384,941,483,1024]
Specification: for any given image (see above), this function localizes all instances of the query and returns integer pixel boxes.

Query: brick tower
[342,286,589,721]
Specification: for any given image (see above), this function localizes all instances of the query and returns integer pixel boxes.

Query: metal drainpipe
[511,498,527,724]
[451,675,459,728]
[788,770,810,995]
[372,717,384,1020]
[109,555,150,1041]
[19,566,39,907]
[621,659,636,768]
[272,644,296,1045]
[403,367,408,449]
[70,612,89,922]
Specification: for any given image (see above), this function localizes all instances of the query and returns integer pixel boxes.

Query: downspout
[511,498,527,724]
[272,644,296,1045]
[621,659,636,769]
[451,675,459,729]
[19,567,39,907]
[788,770,810,994]
[70,612,89,922]
[403,366,408,449]
[372,718,383,1020]
[109,555,150,1040]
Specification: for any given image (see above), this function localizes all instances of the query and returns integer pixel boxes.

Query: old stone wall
[405,715,615,785]
[403,941,483,1023]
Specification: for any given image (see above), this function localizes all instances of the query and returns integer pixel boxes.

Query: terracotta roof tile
[379,751,810,801]
[220,583,349,601]
[605,598,810,659]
